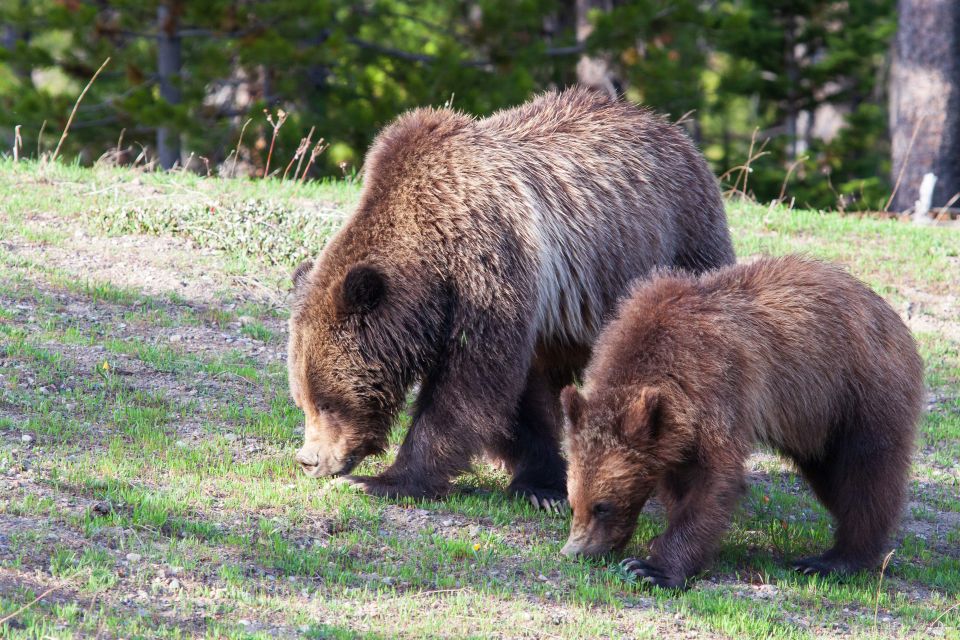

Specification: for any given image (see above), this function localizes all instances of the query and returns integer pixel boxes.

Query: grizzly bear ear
[339,264,387,315]
[291,259,314,294]
[560,385,587,431]
[623,387,661,443]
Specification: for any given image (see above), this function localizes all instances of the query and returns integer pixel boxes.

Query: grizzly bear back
[318,86,734,353]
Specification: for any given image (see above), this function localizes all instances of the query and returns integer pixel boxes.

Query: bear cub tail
[560,255,924,589]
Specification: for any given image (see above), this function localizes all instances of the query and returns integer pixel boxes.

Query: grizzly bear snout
[294,442,359,478]
[560,529,618,558]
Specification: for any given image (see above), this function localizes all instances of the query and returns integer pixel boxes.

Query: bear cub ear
[291,259,315,294]
[339,263,388,315]
[560,385,587,432]
[623,387,661,443]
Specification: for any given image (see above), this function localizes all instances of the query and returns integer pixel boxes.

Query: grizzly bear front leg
[343,324,535,501]
[622,458,746,589]
[341,406,477,499]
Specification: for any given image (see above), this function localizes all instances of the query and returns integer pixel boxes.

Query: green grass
[0,161,958,639]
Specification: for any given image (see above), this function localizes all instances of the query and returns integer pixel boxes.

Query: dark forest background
[1,0,958,213]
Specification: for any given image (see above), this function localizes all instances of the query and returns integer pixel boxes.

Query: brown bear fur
[287,86,734,505]
[560,255,924,587]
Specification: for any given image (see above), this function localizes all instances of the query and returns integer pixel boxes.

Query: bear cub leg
[792,436,908,576]
[622,460,746,589]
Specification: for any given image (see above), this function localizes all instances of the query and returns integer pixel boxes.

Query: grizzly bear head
[559,385,664,558]
[287,258,402,478]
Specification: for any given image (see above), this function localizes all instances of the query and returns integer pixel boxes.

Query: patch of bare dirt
[13,211,287,306]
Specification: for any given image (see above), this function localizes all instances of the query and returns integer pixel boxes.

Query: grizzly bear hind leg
[502,415,568,511]
[490,368,568,511]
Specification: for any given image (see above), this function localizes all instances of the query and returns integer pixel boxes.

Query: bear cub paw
[792,552,866,577]
[620,557,687,590]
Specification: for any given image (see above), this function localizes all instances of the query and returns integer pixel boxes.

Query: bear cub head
[287,258,396,478]
[559,384,668,558]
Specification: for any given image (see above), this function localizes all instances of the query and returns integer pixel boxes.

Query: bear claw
[529,494,569,514]
[791,554,856,577]
[336,474,448,500]
[509,483,569,514]
[330,476,365,491]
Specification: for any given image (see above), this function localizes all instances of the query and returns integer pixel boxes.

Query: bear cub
[560,255,923,588]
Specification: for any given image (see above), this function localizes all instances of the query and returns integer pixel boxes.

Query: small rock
[20,434,34,444]
[441,519,454,527]
[168,578,181,590]
[238,315,255,326]
[92,501,112,515]
[238,619,250,627]
[381,576,396,586]
[126,553,142,563]
[467,525,481,537]
[169,334,182,343]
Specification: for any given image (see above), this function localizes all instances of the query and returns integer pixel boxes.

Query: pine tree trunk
[889,0,960,212]
[157,3,182,170]
[2,0,32,85]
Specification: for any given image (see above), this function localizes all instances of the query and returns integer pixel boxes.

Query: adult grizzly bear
[288,86,734,506]
[560,255,923,587]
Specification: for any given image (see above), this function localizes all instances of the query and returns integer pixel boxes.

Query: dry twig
[885,116,925,212]
[300,137,328,183]
[51,57,110,163]
[263,108,288,178]
[873,549,895,627]
[230,118,253,178]
[12,125,23,162]
[0,585,58,627]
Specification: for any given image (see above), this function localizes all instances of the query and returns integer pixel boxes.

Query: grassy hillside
[0,161,958,639]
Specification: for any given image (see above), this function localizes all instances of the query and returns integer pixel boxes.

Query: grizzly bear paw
[334,474,449,501]
[620,557,687,590]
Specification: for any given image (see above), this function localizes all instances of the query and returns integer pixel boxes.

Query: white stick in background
[914,172,937,224]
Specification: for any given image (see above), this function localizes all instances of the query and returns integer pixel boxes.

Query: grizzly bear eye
[592,502,614,518]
